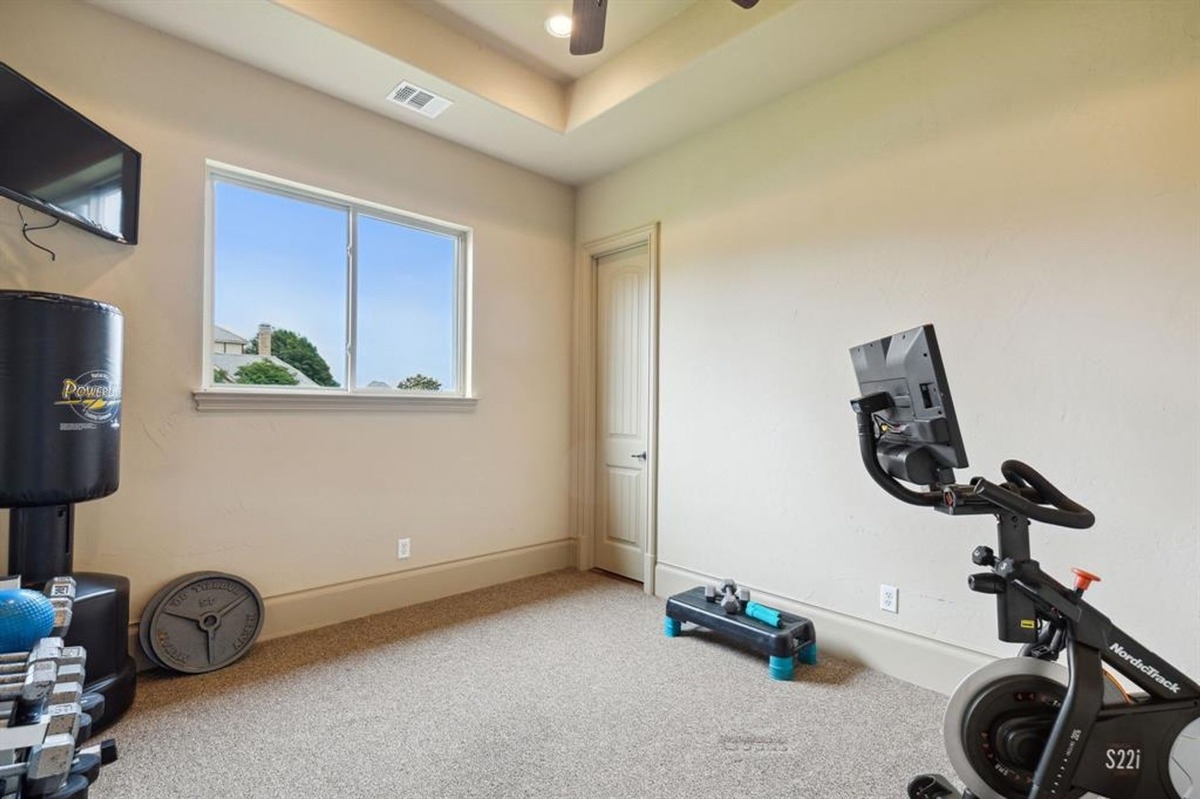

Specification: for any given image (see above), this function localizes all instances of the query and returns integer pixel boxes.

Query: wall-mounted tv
[0,62,140,245]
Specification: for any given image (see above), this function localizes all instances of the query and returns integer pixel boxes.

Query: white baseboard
[128,538,577,671]
[655,562,992,695]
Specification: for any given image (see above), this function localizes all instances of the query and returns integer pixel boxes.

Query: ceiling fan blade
[570,0,607,56]
[731,0,759,7]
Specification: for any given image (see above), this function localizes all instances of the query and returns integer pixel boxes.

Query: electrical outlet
[880,584,899,614]
[398,538,411,560]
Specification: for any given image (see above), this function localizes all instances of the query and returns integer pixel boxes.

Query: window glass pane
[212,181,348,388]
[356,214,457,391]
[61,179,122,235]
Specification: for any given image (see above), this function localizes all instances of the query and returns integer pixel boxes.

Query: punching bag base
[62,572,136,732]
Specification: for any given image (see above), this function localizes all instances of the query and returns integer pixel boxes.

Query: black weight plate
[147,572,264,674]
[138,579,178,669]
[141,571,205,666]
[137,614,163,669]
[138,573,197,669]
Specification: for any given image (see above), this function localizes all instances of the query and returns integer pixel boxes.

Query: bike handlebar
[855,405,942,507]
[853,402,1095,529]
[969,460,1095,530]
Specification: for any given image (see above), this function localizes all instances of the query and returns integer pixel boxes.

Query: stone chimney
[257,324,273,357]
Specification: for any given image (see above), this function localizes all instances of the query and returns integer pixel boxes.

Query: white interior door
[595,244,651,581]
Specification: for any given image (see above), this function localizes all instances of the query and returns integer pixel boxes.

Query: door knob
[631,452,647,460]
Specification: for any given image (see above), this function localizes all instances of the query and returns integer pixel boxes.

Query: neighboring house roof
[213,324,249,346]
[212,353,318,386]
[366,380,391,388]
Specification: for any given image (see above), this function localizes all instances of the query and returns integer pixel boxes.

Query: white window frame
[195,161,475,412]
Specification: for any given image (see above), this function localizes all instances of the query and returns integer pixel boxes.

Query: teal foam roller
[745,601,782,627]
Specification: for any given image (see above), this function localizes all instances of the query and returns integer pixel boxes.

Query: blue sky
[213,180,456,388]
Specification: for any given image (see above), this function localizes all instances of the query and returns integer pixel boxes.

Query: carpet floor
[91,569,956,798]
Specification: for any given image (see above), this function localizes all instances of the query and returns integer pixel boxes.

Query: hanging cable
[17,203,59,261]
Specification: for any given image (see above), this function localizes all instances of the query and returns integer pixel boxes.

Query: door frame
[571,223,660,594]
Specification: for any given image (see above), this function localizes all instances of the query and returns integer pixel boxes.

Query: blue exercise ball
[0,589,56,653]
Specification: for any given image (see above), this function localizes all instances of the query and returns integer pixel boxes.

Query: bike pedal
[907,773,961,798]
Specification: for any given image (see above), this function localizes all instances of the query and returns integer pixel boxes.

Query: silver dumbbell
[0,670,80,711]
[23,732,76,796]
[44,702,83,739]
[0,660,57,727]
[0,638,65,666]
[0,701,82,739]
[0,734,77,796]
[48,680,83,708]
[0,661,56,699]
[41,577,76,637]
[44,577,76,602]
[48,600,73,638]
[0,646,85,689]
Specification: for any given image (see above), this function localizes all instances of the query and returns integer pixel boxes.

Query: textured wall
[579,0,1200,673]
[0,1,575,619]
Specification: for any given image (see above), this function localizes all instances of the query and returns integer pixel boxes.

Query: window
[199,162,472,409]
[61,177,123,236]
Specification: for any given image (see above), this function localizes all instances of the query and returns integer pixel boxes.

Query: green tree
[234,359,299,386]
[213,367,232,384]
[247,328,339,387]
[397,374,442,391]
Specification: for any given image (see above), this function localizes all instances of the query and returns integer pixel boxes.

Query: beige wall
[0,1,575,631]
[579,1,1200,677]
[3,0,1196,689]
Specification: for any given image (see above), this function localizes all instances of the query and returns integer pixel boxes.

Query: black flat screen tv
[0,62,140,245]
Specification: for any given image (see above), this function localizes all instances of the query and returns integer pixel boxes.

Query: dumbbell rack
[0,575,117,799]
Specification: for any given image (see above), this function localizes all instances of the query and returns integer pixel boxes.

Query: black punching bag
[0,291,135,733]
[0,291,123,580]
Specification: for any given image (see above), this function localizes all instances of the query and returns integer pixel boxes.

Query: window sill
[193,388,478,412]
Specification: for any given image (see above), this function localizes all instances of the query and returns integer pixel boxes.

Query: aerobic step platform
[664,586,817,680]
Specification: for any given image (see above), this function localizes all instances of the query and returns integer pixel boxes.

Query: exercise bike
[848,325,1200,799]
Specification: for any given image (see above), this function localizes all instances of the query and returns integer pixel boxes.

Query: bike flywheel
[944,658,1084,799]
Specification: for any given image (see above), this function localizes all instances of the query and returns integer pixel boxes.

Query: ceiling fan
[570,0,760,56]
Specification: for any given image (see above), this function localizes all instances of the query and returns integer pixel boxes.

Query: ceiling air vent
[386,81,452,119]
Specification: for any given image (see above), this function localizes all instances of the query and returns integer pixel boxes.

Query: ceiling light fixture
[545,14,572,38]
